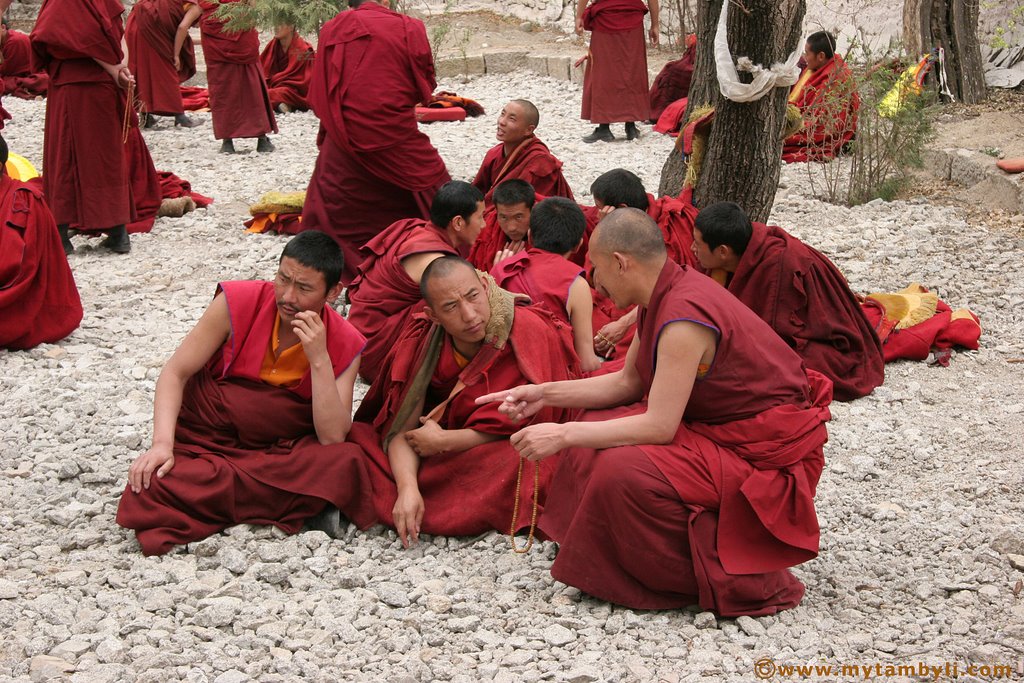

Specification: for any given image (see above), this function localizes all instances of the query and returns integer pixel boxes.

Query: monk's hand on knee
[393,488,424,549]
[405,419,446,457]
[475,384,545,423]
[510,424,565,462]
[292,311,329,365]
[128,446,175,494]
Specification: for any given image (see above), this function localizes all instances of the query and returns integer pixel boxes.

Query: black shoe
[141,113,157,129]
[582,125,615,143]
[101,226,131,254]
[58,224,74,255]
[219,139,236,154]
[306,505,345,539]
[256,135,275,153]
[174,114,200,128]
[625,122,640,140]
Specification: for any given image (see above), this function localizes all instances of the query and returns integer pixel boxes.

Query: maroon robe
[1,29,49,98]
[782,55,859,163]
[302,2,450,283]
[0,172,83,350]
[346,218,457,382]
[350,303,580,536]
[259,32,314,111]
[116,280,375,556]
[472,137,574,205]
[125,0,197,116]
[490,247,584,325]
[541,260,833,615]
[581,0,650,123]
[717,222,884,401]
[467,192,544,272]
[648,38,695,122]
[198,0,277,140]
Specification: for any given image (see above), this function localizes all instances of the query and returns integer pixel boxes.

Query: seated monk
[648,34,695,123]
[782,31,859,164]
[0,135,83,349]
[260,24,315,113]
[472,99,574,205]
[478,208,833,616]
[491,197,602,372]
[116,231,376,555]
[348,256,580,547]
[691,201,884,401]
[346,180,485,383]
[1,23,49,99]
[467,178,535,271]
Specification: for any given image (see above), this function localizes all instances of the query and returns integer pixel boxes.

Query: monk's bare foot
[257,135,275,153]
[100,226,131,254]
[219,139,236,154]
[174,114,200,128]
[583,125,614,143]
[275,103,293,114]
[58,225,74,255]
[625,122,640,140]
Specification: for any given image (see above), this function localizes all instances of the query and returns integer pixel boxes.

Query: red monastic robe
[197,0,277,140]
[1,29,49,99]
[490,248,584,325]
[302,2,450,284]
[0,172,82,350]
[32,0,156,232]
[472,137,574,205]
[346,219,457,383]
[717,223,884,401]
[116,280,375,556]
[581,0,650,123]
[259,32,314,111]
[125,0,197,116]
[466,191,543,271]
[782,55,859,163]
[648,39,695,122]
[350,304,580,537]
[541,261,833,615]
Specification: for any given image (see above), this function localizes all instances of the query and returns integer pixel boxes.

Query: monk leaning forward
[480,208,833,616]
[260,24,315,114]
[116,232,376,555]
[348,256,581,548]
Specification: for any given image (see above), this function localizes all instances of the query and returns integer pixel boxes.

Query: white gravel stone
[542,623,576,647]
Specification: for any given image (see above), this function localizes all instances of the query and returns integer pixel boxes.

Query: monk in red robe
[472,100,574,204]
[467,179,536,271]
[491,197,602,372]
[32,0,159,254]
[0,135,83,350]
[691,201,884,401]
[126,0,200,128]
[116,232,376,555]
[480,208,833,616]
[197,0,276,153]
[782,31,859,163]
[1,24,49,99]
[348,256,580,547]
[577,0,658,142]
[648,33,695,123]
[303,0,450,282]
[346,181,485,382]
[260,24,314,113]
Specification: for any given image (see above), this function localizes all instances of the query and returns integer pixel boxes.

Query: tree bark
[902,0,987,105]
[658,0,805,223]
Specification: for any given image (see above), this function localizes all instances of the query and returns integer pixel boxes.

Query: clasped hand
[475,385,564,461]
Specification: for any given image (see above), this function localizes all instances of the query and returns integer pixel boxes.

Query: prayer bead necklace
[509,458,540,554]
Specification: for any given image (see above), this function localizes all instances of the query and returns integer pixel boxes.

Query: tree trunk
[903,0,987,105]
[658,0,805,222]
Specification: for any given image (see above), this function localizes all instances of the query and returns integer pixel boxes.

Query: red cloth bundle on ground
[861,284,981,364]
[180,85,210,110]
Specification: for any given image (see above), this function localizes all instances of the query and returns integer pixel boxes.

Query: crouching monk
[479,209,833,616]
[117,232,376,555]
[348,256,580,548]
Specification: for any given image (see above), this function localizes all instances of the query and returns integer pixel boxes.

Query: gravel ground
[1,71,1023,683]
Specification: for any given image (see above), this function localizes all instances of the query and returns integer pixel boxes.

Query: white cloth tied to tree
[714,0,802,102]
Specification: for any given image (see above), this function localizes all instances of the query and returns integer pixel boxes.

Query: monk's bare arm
[575,0,588,32]
[567,277,603,372]
[389,398,427,547]
[648,0,660,45]
[173,5,203,71]
[128,294,232,493]
[400,252,448,285]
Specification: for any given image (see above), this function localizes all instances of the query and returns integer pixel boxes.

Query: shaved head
[509,99,539,128]
[420,255,480,306]
[590,208,666,262]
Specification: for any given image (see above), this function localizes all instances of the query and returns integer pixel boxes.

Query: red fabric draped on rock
[116,369,378,556]
[197,0,276,139]
[581,0,650,124]
[472,137,574,205]
[649,40,695,121]
[490,248,584,325]
[157,170,213,207]
[346,219,457,382]
[350,305,580,536]
[0,173,83,350]
[302,2,449,277]
[540,261,832,615]
[782,55,859,163]
[259,32,314,111]
[2,29,49,98]
[125,0,197,116]
[716,222,884,401]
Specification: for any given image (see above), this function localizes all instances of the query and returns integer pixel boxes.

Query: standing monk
[260,24,315,113]
[197,0,276,153]
[302,0,450,279]
[576,0,658,143]
[125,0,201,128]
[480,209,832,616]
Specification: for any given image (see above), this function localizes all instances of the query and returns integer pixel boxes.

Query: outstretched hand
[475,384,545,423]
